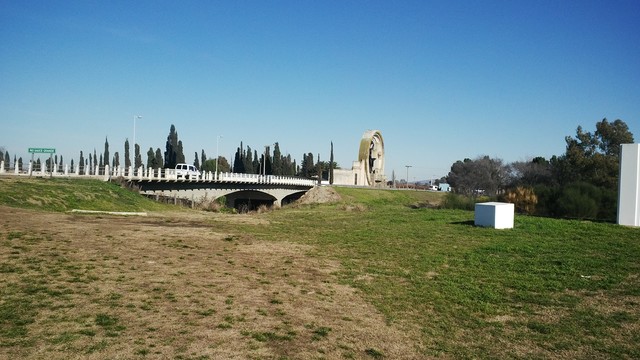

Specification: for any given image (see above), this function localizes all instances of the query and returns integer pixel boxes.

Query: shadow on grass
[450,220,475,226]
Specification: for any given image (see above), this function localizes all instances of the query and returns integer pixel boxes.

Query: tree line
[445,118,634,222]
[2,124,337,180]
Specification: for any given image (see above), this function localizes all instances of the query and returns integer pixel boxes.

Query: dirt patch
[297,186,342,204]
[0,206,419,359]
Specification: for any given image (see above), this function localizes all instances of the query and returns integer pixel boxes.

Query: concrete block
[475,202,514,229]
[618,144,640,227]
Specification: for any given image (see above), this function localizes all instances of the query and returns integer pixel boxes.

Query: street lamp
[133,115,142,149]
[215,135,222,177]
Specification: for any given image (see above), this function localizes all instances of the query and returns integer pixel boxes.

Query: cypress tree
[164,124,178,168]
[124,139,131,169]
[79,151,84,175]
[252,150,260,174]
[93,149,97,172]
[154,148,163,169]
[194,152,200,169]
[330,141,334,184]
[18,157,23,172]
[135,144,142,169]
[147,147,154,168]
[113,152,120,168]
[233,146,243,173]
[103,137,109,171]
[201,150,207,166]
[177,140,185,164]
[273,143,282,175]
[245,146,253,173]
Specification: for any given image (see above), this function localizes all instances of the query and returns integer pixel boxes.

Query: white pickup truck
[174,163,200,179]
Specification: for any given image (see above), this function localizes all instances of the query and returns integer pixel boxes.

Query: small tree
[124,139,131,169]
[134,144,143,169]
[112,152,120,169]
[154,148,163,169]
[103,137,110,171]
[147,147,155,168]
[330,141,334,184]
[79,151,85,175]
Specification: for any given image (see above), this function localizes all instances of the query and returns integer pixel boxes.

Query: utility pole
[405,165,412,189]
[216,135,222,176]
[133,115,142,150]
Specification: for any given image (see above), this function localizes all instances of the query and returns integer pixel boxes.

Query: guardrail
[0,161,317,187]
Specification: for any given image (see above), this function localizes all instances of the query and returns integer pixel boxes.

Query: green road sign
[28,148,56,154]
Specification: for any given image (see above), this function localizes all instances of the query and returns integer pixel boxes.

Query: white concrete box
[618,143,640,227]
[475,202,514,229]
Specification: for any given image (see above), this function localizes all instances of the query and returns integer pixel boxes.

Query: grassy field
[1,178,639,359]
[0,177,171,212]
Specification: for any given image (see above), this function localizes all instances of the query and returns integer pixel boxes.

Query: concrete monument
[618,143,640,227]
[333,130,387,187]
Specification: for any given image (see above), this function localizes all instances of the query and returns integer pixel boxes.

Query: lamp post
[133,115,142,149]
[215,135,222,178]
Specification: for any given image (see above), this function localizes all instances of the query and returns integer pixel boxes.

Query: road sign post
[28,148,56,177]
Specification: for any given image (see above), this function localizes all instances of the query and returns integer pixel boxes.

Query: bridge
[0,161,317,209]
[132,171,316,209]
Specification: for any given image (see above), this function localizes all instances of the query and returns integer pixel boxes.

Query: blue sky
[1,0,639,181]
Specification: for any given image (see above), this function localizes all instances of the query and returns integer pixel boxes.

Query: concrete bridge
[0,161,317,209]
[132,172,316,209]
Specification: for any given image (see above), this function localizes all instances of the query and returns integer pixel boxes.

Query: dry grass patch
[0,206,419,359]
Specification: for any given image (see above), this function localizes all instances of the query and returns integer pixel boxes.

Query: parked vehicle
[175,163,200,179]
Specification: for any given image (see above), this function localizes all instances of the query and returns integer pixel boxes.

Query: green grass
[248,186,640,358]
[1,179,638,358]
[0,177,173,212]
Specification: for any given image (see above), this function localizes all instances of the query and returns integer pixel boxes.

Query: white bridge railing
[0,161,317,187]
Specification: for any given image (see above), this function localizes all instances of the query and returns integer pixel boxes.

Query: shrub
[532,183,617,222]
[440,193,482,211]
[503,187,538,214]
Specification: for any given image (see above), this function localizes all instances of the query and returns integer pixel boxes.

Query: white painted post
[0,161,4,174]
[618,144,640,227]
[15,163,19,174]
[64,164,69,175]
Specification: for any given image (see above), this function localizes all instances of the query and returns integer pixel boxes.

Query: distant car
[175,163,200,179]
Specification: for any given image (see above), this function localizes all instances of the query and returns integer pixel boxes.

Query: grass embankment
[0,177,172,212]
[250,187,640,358]
[0,179,638,358]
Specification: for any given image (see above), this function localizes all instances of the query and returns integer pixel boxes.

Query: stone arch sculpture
[358,130,385,186]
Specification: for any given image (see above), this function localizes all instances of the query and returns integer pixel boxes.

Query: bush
[503,187,537,214]
[538,182,617,222]
[440,193,492,211]
[556,184,599,220]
